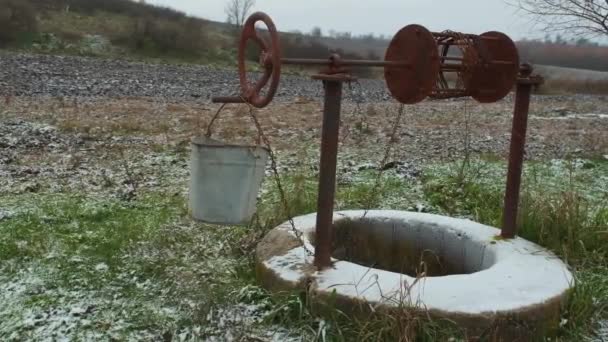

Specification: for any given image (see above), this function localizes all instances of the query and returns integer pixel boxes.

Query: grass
[422,159,608,262]
[240,158,607,340]
[4,8,236,67]
[0,194,176,263]
[422,158,608,339]
[0,192,256,339]
[539,78,608,95]
[1,157,606,340]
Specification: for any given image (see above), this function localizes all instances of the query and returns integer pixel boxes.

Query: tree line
[2,0,607,73]
[518,39,608,72]
[0,0,211,57]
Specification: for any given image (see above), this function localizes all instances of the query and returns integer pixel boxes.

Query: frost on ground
[0,111,606,340]
[0,117,306,339]
[0,200,301,341]
[596,320,608,342]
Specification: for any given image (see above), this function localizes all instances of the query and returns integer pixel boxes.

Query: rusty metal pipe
[433,32,500,41]
[438,57,515,66]
[432,32,479,38]
[211,96,246,104]
[281,58,409,68]
[283,57,509,68]
[314,79,343,270]
[501,65,534,239]
[437,42,468,46]
[441,63,464,68]
[281,58,331,65]
[440,56,465,61]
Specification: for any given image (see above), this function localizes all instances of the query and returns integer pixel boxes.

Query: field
[0,52,607,340]
[3,0,608,97]
[535,65,608,95]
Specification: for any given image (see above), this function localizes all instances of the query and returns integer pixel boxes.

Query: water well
[256,211,572,339]
[209,11,572,339]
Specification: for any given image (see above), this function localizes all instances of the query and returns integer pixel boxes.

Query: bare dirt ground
[3,93,607,164]
[1,93,607,208]
[1,52,606,167]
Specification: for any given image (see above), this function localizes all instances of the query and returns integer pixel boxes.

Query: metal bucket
[189,136,269,225]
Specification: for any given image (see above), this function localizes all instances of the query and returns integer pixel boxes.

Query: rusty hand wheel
[238,12,282,108]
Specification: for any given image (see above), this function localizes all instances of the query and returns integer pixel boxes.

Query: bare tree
[225,0,255,33]
[513,0,608,37]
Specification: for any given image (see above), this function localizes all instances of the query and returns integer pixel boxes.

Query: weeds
[0,191,259,339]
[1,137,606,339]
[0,193,180,266]
[249,157,607,340]
[117,147,141,201]
[539,78,608,95]
[0,0,38,47]
[423,158,608,339]
[245,279,466,341]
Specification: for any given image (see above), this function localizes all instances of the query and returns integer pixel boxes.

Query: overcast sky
[146,0,544,41]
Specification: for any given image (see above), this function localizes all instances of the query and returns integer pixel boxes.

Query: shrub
[538,78,608,95]
[30,0,210,57]
[31,0,186,21]
[118,16,209,57]
[0,0,38,46]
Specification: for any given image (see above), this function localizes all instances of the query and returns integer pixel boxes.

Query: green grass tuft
[422,158,608,339]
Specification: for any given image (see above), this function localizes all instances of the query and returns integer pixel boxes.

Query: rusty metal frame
[212,11,539,270]
[501,64,543,238]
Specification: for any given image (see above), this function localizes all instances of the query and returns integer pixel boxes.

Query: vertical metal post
[314,79,343,269]
[501,65,534,239]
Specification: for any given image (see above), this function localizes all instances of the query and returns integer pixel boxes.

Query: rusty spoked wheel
[468,31,519,103]
[385,24,439,104]
[238,12,282,108]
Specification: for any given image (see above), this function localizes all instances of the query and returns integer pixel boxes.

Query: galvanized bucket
[189,136,269,225]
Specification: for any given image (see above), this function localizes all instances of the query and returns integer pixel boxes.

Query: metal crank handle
[211,96,246,104]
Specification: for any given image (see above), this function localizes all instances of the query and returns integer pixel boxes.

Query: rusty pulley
[430,30,520,102]
[213,12,520,107]
[384,25,439,104]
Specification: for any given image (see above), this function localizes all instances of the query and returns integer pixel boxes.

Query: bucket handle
[205,102,262,145]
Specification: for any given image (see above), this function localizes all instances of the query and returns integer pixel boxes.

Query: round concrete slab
[256,210,574,339]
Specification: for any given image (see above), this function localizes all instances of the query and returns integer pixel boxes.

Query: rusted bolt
[519,63,533,78]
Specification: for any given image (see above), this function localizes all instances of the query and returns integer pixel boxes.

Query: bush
[30,0,210,57]
[538,78,608,95]
[31,0,186,21]
[118,16,209,57]
[0,0,39,46]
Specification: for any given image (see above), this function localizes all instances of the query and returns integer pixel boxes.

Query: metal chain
[346,80,366,142]
[205,103,228,137]
[202,78,245,136]
[238,97,314,256]
[363,103,406,218]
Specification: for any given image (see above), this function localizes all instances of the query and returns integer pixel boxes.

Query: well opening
[313,216,497,277]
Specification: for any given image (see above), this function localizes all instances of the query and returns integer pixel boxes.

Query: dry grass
[538,78,608,95]
[3,95,607,162]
